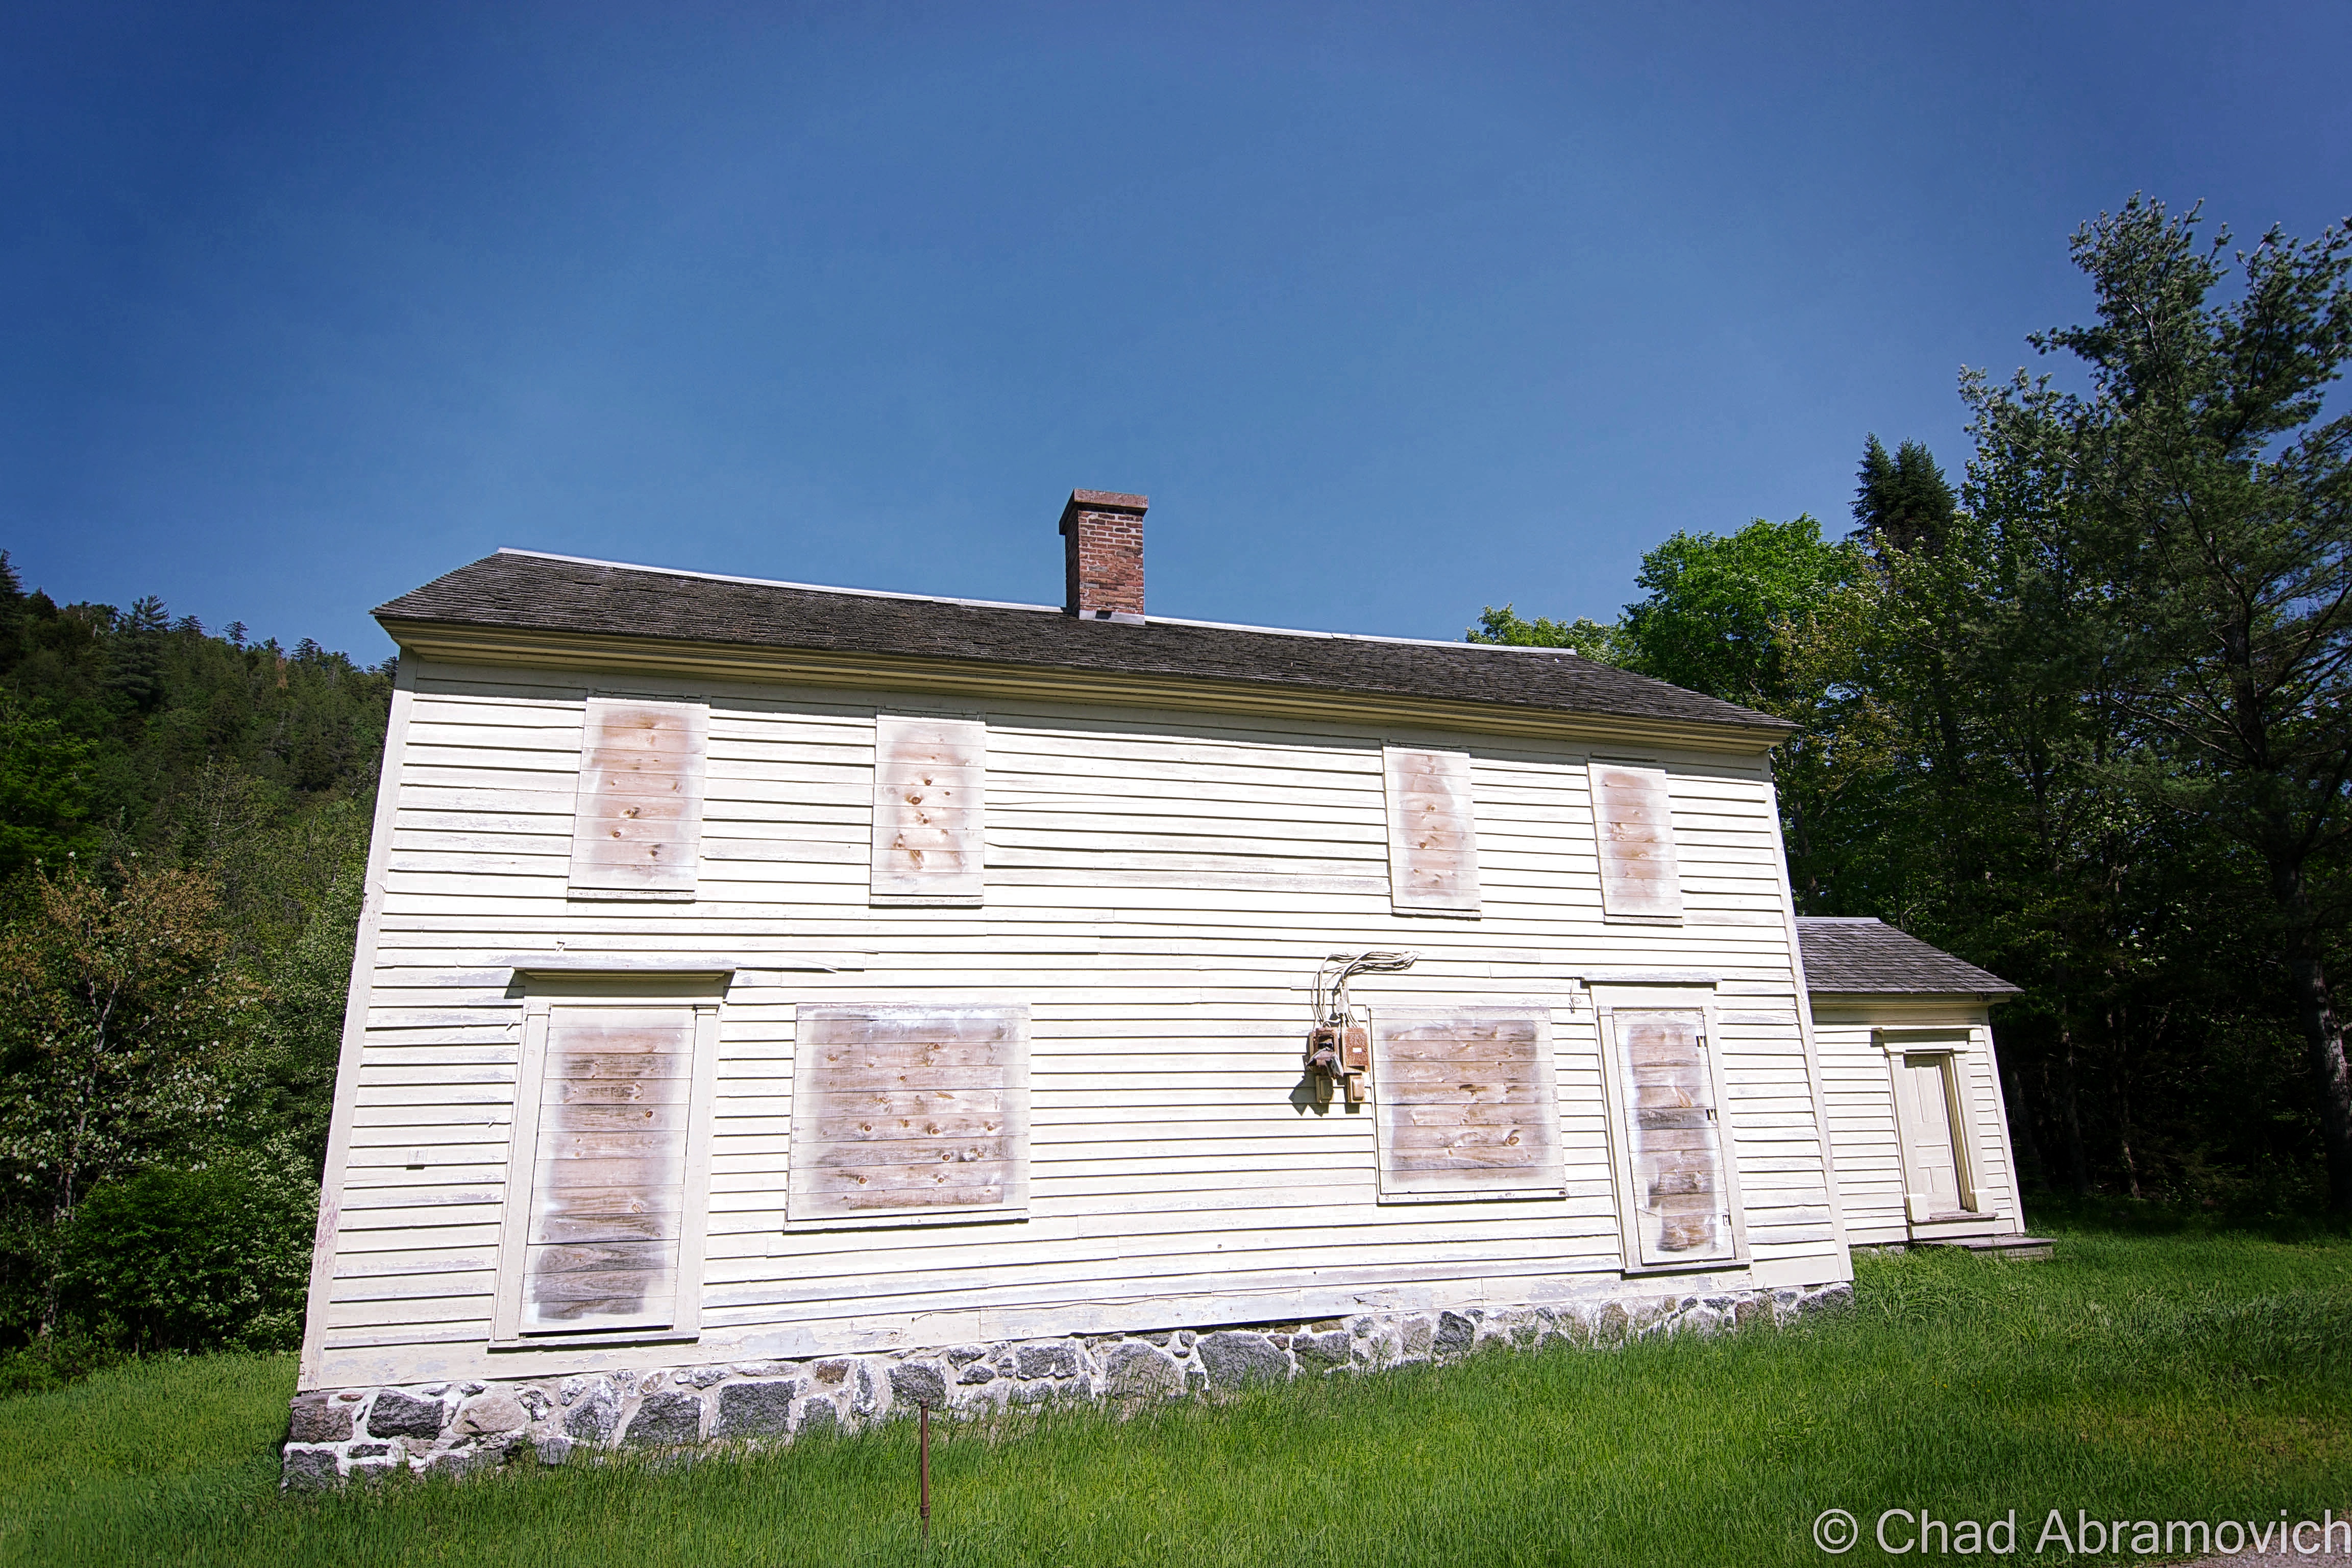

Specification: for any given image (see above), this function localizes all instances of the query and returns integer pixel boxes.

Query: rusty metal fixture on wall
[1306,951,1416,1105]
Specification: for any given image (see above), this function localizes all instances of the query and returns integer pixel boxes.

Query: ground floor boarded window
[1598,1004,1746,1269]
[788,1003,1031,1223]
[1369,1008,1564,1202]
[493,973,725,1341]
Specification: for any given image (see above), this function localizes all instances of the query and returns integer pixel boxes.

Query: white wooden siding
[308,666,1847,1385]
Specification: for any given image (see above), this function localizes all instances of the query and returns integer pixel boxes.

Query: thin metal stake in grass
[919,1401,931,1542]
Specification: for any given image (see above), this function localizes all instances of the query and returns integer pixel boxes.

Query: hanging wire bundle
[1312,950,1417,1027]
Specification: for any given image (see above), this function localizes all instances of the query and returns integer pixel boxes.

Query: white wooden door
[1896,1053,1966,1219]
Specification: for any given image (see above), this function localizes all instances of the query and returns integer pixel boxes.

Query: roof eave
[1806,986,2024,1002]
[377,614,1798,755]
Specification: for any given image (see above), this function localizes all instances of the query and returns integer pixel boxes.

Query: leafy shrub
[0,1329,129,1396]
[58,1145,316,1353]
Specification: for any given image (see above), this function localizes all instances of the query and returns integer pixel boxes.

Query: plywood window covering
[567,698,708,900]
[789,1003,1030,1222]
[1370,1008,1562,1200]
[870,716,986,905]
[1382,746,1481,917]
[1589,762,1683,921]
[1601,1007,1744,1268]
[493,984,723,1342]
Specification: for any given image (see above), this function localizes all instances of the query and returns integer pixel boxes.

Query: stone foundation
[283,1281,1852,1488]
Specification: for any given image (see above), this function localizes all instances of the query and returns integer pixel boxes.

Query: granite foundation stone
[713,1380,797,1440]
[888,1362,947,1408]
[624,1392,704,1447]
[1196,1331,1290,1389]
[288,1393,353,1443]
[457,1393,527,1435]
[367,1390,445,1441]
[285,1280,1853,1486]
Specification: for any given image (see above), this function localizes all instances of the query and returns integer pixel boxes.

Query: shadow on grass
[2022,1191,2352,1245]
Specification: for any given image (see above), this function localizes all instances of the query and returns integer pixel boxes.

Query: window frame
[1368,1005,1565,1204]
[1595,992,1750,1272]
[784,1000,1033,1231]
[490,970,727,1348]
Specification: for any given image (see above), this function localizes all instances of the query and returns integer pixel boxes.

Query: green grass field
[4,1224,2346,1567]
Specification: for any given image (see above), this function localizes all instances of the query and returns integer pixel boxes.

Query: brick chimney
[1060,490,1148,623]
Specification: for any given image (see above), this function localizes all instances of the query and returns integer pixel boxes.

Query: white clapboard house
[1796,918,2036,1256]
[290,491,2032,1474]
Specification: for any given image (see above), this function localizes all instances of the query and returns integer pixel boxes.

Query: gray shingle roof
[376,551,1795,739]
[1797,918,2021,997]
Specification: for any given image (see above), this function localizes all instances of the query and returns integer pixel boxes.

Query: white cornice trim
[386,621,1788,756]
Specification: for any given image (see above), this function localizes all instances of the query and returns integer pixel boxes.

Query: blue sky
[5,3,2347,662]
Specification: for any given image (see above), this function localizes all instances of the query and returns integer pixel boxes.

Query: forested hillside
[0,558,390,1374]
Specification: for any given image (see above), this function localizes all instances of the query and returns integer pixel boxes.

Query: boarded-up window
[568,698,708,900]
[1370,1009,1562,1200]
[1383,747,1481,916]
[1601,1008,1742,1267]
[871,717,985,904]
[494,986,722,1341]
[1589,762,1683,921]
[789,1004,1030,1222]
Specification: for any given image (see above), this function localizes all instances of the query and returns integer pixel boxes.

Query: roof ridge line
[493,548,1061,615]
[488,548,1611,660]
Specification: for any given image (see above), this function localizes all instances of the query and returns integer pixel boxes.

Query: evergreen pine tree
[0,554,23,676]
[1853,434,1958,555]
[101,596,168,714]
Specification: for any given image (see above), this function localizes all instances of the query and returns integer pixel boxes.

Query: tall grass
[4,1227,2346,1567]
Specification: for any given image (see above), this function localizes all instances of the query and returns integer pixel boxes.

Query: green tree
[0,699,96,876]
[0,864,258,1331]
[100,597,167,715]
[220,791,372,1160]
[1853,439,1975,850]
[0,558,389,1356]
[1853,434,1959,556]
[1465,604,1627,661]
[59,1142,316,1353]
[1617,516,1867,707]
[1965,196,2352,1211]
